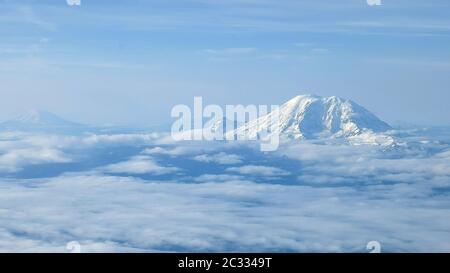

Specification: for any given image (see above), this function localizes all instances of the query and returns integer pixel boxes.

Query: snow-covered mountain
[0,110,86,133]
[229,94,394,145]
[208,117,243,134]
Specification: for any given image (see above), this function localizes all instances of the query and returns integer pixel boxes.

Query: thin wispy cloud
[227,165,290,177]
[365,57,450,70]
[0,5,56,31]
[201,48,257,55]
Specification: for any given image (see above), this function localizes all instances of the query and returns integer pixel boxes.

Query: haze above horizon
[1,0,450,126]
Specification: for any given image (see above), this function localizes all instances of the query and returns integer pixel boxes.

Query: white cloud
[226,165,290,176]
[0,132,164,173]
[142,146,193,156]
[0,148,71,173]
[276,139,450,188]
[193,152,243,165]
[82,133,161,146]
[101,156,179,175]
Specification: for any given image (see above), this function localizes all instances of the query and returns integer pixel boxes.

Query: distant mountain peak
[0,110,85,133]
[13,110,65,124]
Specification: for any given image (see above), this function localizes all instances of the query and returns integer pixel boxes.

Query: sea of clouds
[0,128,449,252]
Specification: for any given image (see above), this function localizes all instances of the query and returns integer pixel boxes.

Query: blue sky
[1,0,450,126]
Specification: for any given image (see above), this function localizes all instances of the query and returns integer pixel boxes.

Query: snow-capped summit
[0,110,85,133]
[231,94,394,145]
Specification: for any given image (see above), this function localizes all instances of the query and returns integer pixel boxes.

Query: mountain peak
[14,110,62,124]
[0,110,85,133]
[284,94,348,109]
[231,94,393,145]
[287,94,319,102]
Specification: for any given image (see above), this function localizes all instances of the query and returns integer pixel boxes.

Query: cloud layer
[0,128,450,252]
[1,172,449,252]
